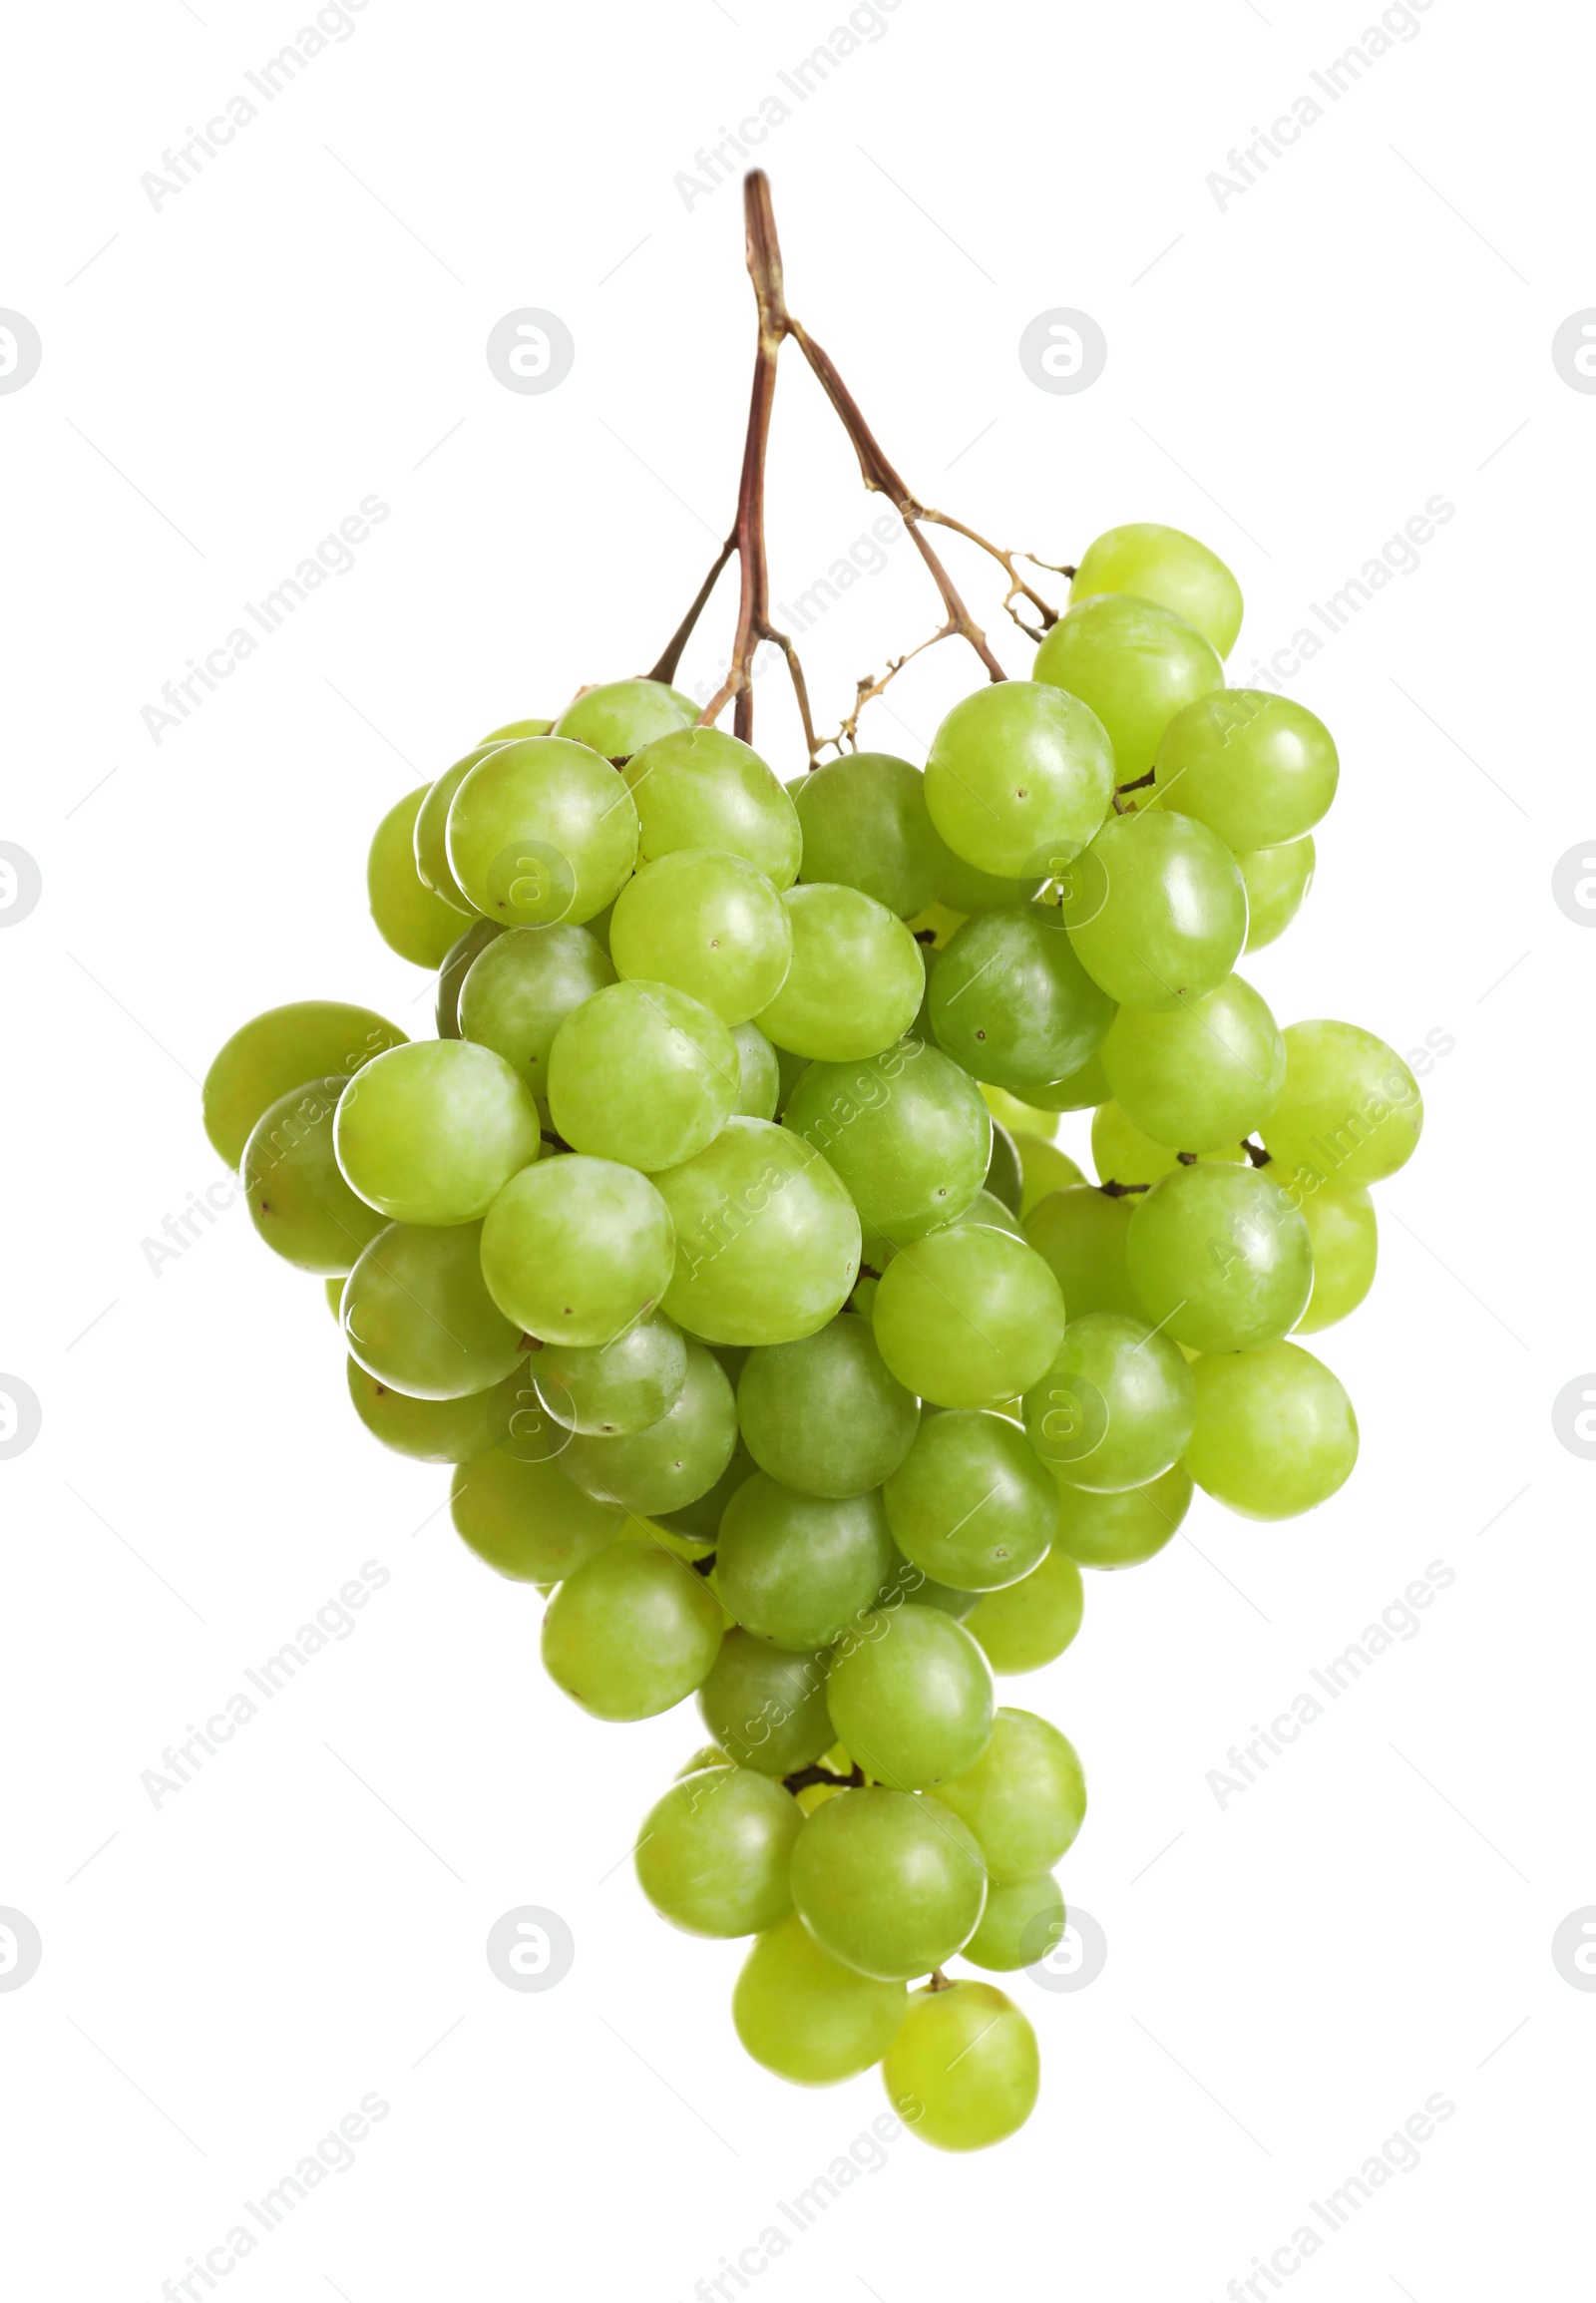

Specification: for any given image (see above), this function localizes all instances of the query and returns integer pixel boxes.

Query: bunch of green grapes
[203,526,1420,2153]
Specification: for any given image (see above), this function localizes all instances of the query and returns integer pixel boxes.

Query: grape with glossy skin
[795,751,946,917]
[535,1311,687,1436]
[755,885,924,1062]
[965,1549,1084,1673]
[242,1077,390,1274]
[345,1356,524,1463]
[1034,592,1223,780]
[872,1226,1065,1410]
[964,1873,1065,1972]
[480,716,554,742]
[449,1448,621,1582]
[1240,836,1315,952]
[203,1001,405,1168]
[885,1980,1039,2150]
[826,1605,994,1790]
[1100,973,1285,1153]
[1064,810,1247,1010]
[1018,1136,1088,1215]
[635,1765,803,1937]
[414,745,505,914]
[610,849,793,1024]
[878,1547,981,1622]
[931,1707,1085,1879]
[1295,1186,1377,1333]
[653,1118,861,1346]
[1012,1049,1112,1113]
[553,678,696,759]
[436,917,505,1039]
[1154,690,1339,849]
[458,924,615,1096]
[1023,1312,1195,1492]
[1070,523,1244,656]
[698,1631,834,1775]
[653,1439,755,1548]
[930,907,1115,1092]
[1023,1185,1141,1320]
[542,1537,726,1720]
[1053,1462,1192,1569]
[924,680,1115,879]
[558,1340,736,1513]
[548,979,738,1171]
[734,1913,907,2084]
[1126,1162,1313,1352]
[323,1276,344,1320]
[788,1788,987,1981]
[335,1040,541,1226]
[342,1221,527,1399]
[480,1155,675,1346]
[1260,1020,1422,1189]
[785,1041,992,1249]
[368,786,466,966]
[730,1021,781,1119]
[715,1476,894,1651]
[884,1411,1055,1592]
[936,848,1043,915]
[1091,1097,1246,1185]
[1185,1342,1358,1518]
[954,1190,1024,1241]
[986,1123,1022,1213]
[737,1317,919,1498]
[446,735,638,927]
[625,726,801,886]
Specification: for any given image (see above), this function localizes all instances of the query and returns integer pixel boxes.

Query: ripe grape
[1126,1162,1314,1351]
[1154,690,1339,849]
[652,1117,861,1346]
[924,680,1115,878]
[788,1787,987,1981]
[794,751,947,917]
[480,1154,675,1346]
[1017,1135,1088,1214]
[736,1316,919,1497]
[414,744,505,913]
[446,735,639,925]
[755,884,924,1061]
[1239,836,1315,952]
[1090,1096,1245,1186]
[1294,1186,1378,1333]
[436,918,506,1038]
[1069,522,1243,655]
[541,1536,726,1720]
[784,1040,992,1248]
[547,978,738,1170]
[334,1040,542,1226]
[1185,1342,1359,1518]
[557,1339,737,1513]
[342,1220,527,1398]
[624,726,801,884]
[697,1630,834,1775]
[241,1077,390,1274]
[1259,1020,1422,1189]
[965,1549,1085,1673]
[1063,810,1247,1010]
[954,1190,1024,1240]
[930,905,1115,1091]
[871,1224,1065,1409]
[480,716,554,741]
[985,1123,1022,1213]
[552,678,697,758]
[883,1410,1056,1591]
[733,1913,907,2084]
[608,848,793,1024]
[344,1356,525,1463]
[635,1765,803,1937]
[449,1448,622,1581]
[1022,1184,1141,1320]
[1034,592,1223,779]
[1100,972,1285,1152]
[368,785,467,966]
[884,1980,1039,2149]
[825,1604,995,1788]
[458,924,615,1095]
[1052,1462,1192,1569]
[203,1000,404,1168]
[1023,1311,1195,1492]
[930,1706,1086,1879]
[534,1310,688,1436]
[730,1020,781,1118]
[715,1475,894,1651]
[964,1873,1065,1971]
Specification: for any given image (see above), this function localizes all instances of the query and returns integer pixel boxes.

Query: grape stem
[927,1968,954,1992]
[1243,1138,1273,1167]
[782,1759,866,1793]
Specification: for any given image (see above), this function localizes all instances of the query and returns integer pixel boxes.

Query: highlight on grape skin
[202,167,1421,2156]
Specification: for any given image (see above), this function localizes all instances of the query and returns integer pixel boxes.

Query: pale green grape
[883,1411,1055,1592]
[795,751,946,917]
[983,1082,1058,1139]
[534,1310,687,1436]
[1154,691,1338,848]
[334,1040,541,1226]
[542,1536,726,1719]
[1100,973,1285,1152]
[458,924,615,1096]
[624,726,801,886]
[1018,1136,1088,1216]
[677,1744,730,1776]
[1064,810,1247,1010]
[1259,1020,1422,1189]
[733,1913,907,2084]
[1240,836,1315,952]
[929,907,1115,1091]
[1295,1186,1377,1333]
[342,1220,527,1398]
[964,1873,1065,1972]
[344,1356,523,1463]
[954,1190,1025,1241]
[986,1123,1022,1213]
[1186,1342,1357,1518]
[715,1476,894,1651]
[480,715,554,741]
[755,885,924,1062]
[368,785,466,966]
[731,1021,781,1119]
[1034,592,1223,780]
[878,1547,981,1621]
[609,849,793,1024]
[697,1631,834,1775]
[871,1226,1065,1410]
[1022,1185,1141,1320]
[1013,1049,1112,1112]
[635,1765,802,1937]
[924,680,1115,879]
[825,1606,995,1790]
[884,1980,1039,2149]
[965,1549,1084,1672]
[1126,1162,1313,1351]
[414,745,505,913]
[436,917,506,1039]
[203,1001,405,1168]
[1022,1311,1195,1493]
[1090,1097,1246,1186]
[736,1316,919,1498]
[323,1275,344,1320]
[547,979,738,1171]
[784,1041,992,1248]
[553,677,696,759]
[557,1340,736,1513]
[653,1118,861,1346]
[788,1788,987,1980]
[480,1154,675,1346]
[1053,1462,1192,1569]
[1070,522,1244,656]
[773,1042,811,1117]
[446,736,638,926]
[449,1448,622,1581]
[242,1077,390,1274]
[931,1707,1085,1880]
[936,849,1043,915]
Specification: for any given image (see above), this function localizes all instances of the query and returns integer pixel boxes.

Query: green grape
[342,1220,527,1398]
[547,979,738,1171]
[1154,690,1339,849]
[414,745,505,914]
[772,1041,811,1117]
[784,1041,992,1248]
[715,1476,895,1651]
[794,751,946,917]
[931,1706,1085,1879]
[964,1873,1065,1972]
[1240,836,1315,952]
[1090,1097,1246,1186]
[883,1411,1055,1592]
[557,1340,737,1513]
[480,1155,675,1346]
[929,907,1115,1092]
[609,848,793,1024]
[458,924,615,1096]
[935,847,1043,915]
[553,677,697,759]
[344,1355,523,1463]
[871,1226,1065,1410]
[924,681,1115,879]
[1295,1185,1377,1333]
[878,1546,981,1621]
[788,1788,987,1981]
[730,1021,781,1119]
[653,1438,755,1547]
[534,1310,687,1435]
[367,785,466,966]
[733,1912,908,2084]
[1259,1020,1422,1189]
[449,1448,622,1581]
[755,885,924,1062]
[203,1001,405,1169]
[954,1190,1025,1241]
[635,1764,802,1937]
[653,1117,860,1346]
[884,1980,1039,2150]
[436,917,506,1039]
[986,1123,1022,1214]
[480,715,554,741]
[736,1316,919,1498]
[1022,1311,1195,1493]
[965,1548,1084,1672]
[676,1744,730,1777]
[1034,592,1223,780]
[1018,1135,1088,1216]
[624,726,801,886]
[1053,1462,1192,1569]
[697,1630,834,1775]
[1126,1162,1313,1352]
[323,1275,344,1320]
[1022,1185,1141,1320]
[446,736,638,927]
[1012,1049,1112,1112]
[334,1040,541,1226]
[1063,810,1247,1010]
[241,1077,390,1274]
[982,1084,1057,1140]
[1069,522,1244,656]
[1185,1342,1358,1518]
[542,1536,726,1720]
[1100,973,1285,1152]
[825,1606,995,1789]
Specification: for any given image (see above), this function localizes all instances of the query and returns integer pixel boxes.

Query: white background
[1,0,1590,2296]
